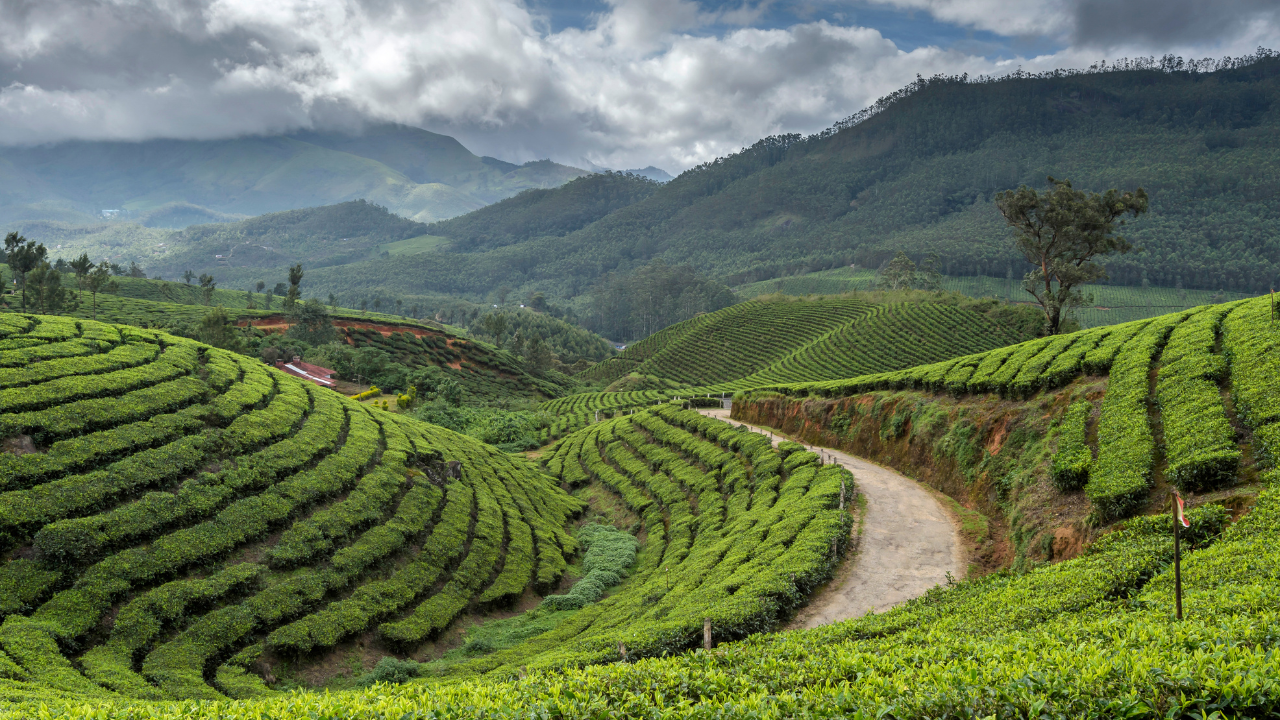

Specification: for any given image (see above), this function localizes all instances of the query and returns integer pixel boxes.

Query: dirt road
[698,408,964,628]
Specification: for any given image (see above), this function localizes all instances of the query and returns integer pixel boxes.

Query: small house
[276,355,337,387]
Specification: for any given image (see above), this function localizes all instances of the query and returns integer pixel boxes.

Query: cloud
[1072,0,1280,49]
[0,0,1276,173]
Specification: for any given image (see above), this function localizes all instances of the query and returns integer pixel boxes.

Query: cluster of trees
[585,260,737,341]
[1,233,121,318]
[874,253,943,292]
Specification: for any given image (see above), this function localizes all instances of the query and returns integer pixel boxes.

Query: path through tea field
[698,408,963,628]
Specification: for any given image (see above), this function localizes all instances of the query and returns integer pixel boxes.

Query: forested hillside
[422,172,660,253]
[289,52,1280,307]
[152,201,432,279]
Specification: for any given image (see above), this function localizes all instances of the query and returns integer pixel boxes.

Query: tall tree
[182,270,196,285]
[26,262,75,314]
[69,253,94,299]
[198,274,217,305]
[285,264,303,309]
[86,262,114,320]
[879,252,917,291]
[996,177,1148,334]
[4,232,47,311]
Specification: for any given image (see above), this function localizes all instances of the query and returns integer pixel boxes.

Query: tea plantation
[3,296,1280,718]
[0,313,588,702]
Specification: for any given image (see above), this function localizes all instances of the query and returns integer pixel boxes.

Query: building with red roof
[275,355,337,387]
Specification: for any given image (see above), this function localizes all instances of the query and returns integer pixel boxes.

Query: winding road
[698,408,965,628]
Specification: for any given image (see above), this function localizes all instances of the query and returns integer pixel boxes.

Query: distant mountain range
[0,123,589,227]
[287,53,1280,306]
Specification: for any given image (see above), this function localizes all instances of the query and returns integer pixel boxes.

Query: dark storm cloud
[1073,0,1280,49]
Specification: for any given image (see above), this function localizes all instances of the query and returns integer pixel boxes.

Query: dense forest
[287,51,1280,303]
[422,172,661,253]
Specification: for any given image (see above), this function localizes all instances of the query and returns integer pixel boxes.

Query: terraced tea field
[745,297,1278,522]
[581,296,1025,390]
[457,403,855,674]
[732,267,1261,327]
[0,313,583,702]
[580,296,877,386]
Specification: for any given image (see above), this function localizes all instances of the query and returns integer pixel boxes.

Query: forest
[279,51,1280,307]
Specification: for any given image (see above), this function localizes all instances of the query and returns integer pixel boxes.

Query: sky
[0,0,1277,173]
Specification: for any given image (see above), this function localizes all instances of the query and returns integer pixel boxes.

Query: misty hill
[150,201,430,279]
[300,53,1280,306]
[0,123,587,227]
[421,172,661,253]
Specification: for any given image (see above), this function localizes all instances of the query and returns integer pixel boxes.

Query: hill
[734,267,1266,328]
[0,276,582,403]
[421,172,660,254]
[0,317,854,702]
[291,53,1280,307]
[153,201,432,279]
[2,299,1277,716]
[580,294,1037,388]
[0,124,587,228]
[0,314,587,701]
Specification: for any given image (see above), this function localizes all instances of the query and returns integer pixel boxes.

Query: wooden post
[619,642,628,662]
[1173,500,1184,621]
[703,618,712,650]
[840,478,846,510]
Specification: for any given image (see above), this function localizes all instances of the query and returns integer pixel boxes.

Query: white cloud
[0,0,1276,172]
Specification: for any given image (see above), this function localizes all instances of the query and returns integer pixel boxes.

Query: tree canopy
[996,177,1148,334]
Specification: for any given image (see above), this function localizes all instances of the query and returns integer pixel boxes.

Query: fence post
[703,618,713,650]
[840,478,846,510]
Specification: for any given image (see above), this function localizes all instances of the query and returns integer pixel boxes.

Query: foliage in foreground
[9,485,1275,719]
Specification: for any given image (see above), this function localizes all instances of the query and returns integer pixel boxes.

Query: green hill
[0,316,854,703]
[422,171,660,253]
[0,314,585,701]
[581,294,1036,388]
[734,266,1265,328]
[294,54,1280,307]
[3,298,1278,717]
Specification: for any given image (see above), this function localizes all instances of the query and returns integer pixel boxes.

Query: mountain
[297,53,1280,306]
[151,201,432,279]
[0,124,588,227]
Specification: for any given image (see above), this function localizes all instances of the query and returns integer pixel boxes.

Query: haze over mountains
[0,124,589,227]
